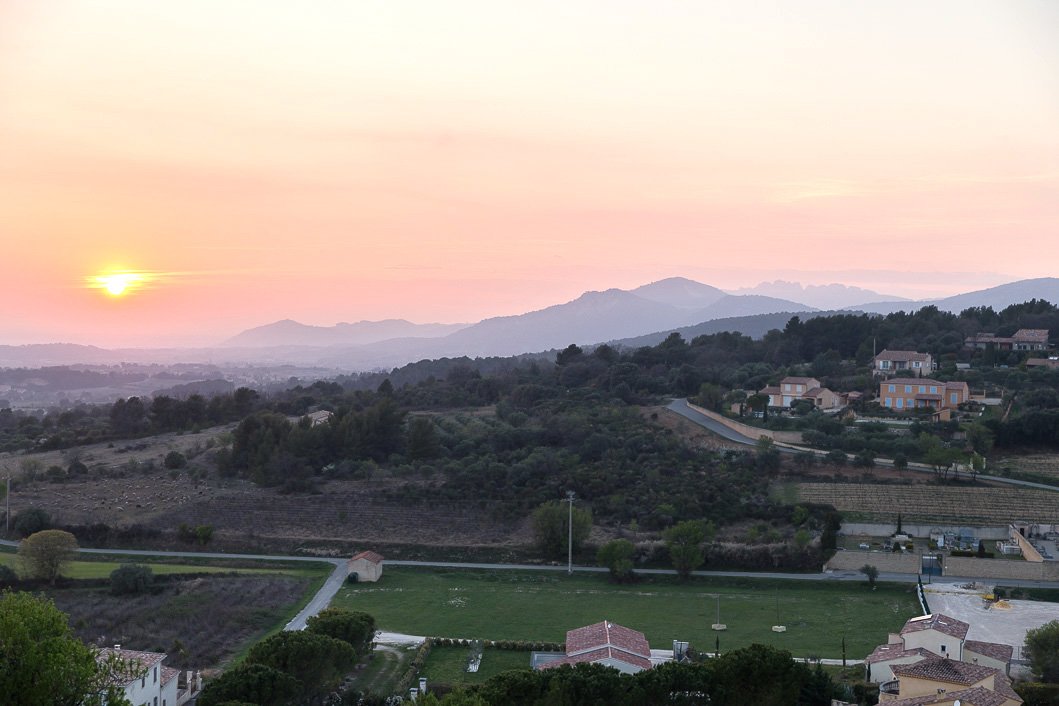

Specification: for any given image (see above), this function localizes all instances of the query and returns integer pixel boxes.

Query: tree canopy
[18,529,78,583]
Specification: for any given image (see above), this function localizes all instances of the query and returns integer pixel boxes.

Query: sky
[1,1,1057,347]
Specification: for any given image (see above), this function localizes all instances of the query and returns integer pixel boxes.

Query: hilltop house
[97,646,201,706]
[535,620,653,674]
[966,329,1049,352]
[878,657,1021,705]
[873,350,934,377]
[879,378,968,413]
[348,550,384,583]
[866,613,1013,684]
[759,376,843,411]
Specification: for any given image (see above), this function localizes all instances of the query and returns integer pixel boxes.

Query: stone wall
[685,402,804,444]
[839,523,1009,540]
[943,556,1059,581]
[824,550,921,573]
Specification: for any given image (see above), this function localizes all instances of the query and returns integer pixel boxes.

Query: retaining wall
[686,402,804,444]
[840,523,1009,540]
[943,556,1059,582]
[825,550,921,573]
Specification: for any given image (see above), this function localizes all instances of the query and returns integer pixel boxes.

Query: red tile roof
[1014,329,1049,343]
[865,643,938,665]
[780,376,820,385]
[884,377,946,387]
[900,613,970,640]
[161,666,180,686]
[884,685,1012,706]
[891,657,995,686]
[96,648,167,687]
[350,550,384,564]
[540,646,653,671]
[875,350,932,362]
[539,621,653,671]
[965,640,1014,664]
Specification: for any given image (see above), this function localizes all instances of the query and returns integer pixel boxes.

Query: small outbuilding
[348,550,384,583]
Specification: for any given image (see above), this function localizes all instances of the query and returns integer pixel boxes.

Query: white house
[98,647,201,706]
[348,550,384,582]
[537,620,653,675]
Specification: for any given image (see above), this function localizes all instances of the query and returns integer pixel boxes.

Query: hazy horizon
[3,2,1057,348]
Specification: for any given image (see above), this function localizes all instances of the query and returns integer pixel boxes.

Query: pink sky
[2,1,1057,347]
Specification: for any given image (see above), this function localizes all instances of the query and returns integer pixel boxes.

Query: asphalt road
[665,398,1059,493]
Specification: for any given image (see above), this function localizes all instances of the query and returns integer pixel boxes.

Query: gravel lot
[924,582,1059,652]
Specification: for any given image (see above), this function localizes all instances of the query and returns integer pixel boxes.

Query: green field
[422,646,536,686]
[331,567,918,658]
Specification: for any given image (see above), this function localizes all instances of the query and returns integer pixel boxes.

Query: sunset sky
[2,1,1057,347]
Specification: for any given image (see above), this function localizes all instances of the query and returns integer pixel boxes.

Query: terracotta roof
[759,386,781,394]
[892,657,996,686]
[780,376,819,385]
[945,381,969,391]
[883,377,946,387]
[884,686,1012,706]
[1014,329,1048,343]
[802,387,828,398]
[965,640,1014,664]
[865,643,938,664]
[96,648,167,687]
[875,350,932,362]
[1027,358,1059,369]
[161,666,180,686]
[900,614,970,641]
[566,620,651,660]
[350,550,384,564]
[539,646,653,671]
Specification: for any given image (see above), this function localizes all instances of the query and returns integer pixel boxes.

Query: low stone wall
[943,556,1059,581]
[686,402,804,444]
[825,550,921,574]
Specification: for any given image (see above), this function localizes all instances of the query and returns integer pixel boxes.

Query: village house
[866,613,1013,686]
[97,646,201,706]
[873,350,935,377]
[535,620,653,674]
[966,329,1049,352]
[1026,357,1059,370]
[759,376,844,411]
[879,378,969,413]
[348,550,384,582]
[878,657,1021,705]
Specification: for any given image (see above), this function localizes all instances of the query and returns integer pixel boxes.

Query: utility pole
[565,491,575,575]
[4,475,9,536]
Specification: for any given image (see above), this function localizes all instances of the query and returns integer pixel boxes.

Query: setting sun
[89,271,149,298]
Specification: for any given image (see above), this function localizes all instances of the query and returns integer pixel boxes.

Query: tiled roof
[161,666,180,686]
[875,350,932,362]
[1027,358,1059,369]
[96,648,167,687]
[539,646,653,671]
[759,386,781,394]
[350,550,384,564]
[883,377,946,387]
[945,381,969,391]
[884,686,1011,706]
[565,621,650,660]
[1014,329,1049,343]
[865,643,937,665]
[900,613,970,640]
[965,640,1014,664]
[802,387,828,398]
[892,657,996,686]
[781,376,819,385]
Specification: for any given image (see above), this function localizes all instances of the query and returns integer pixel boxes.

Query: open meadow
[332,567,919,658]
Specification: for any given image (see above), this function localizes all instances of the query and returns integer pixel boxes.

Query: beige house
[966,329,1049,352]
[759,376,844,411]
[348,550,384,582]
[879,657,1021,705]
[873,350,934,377]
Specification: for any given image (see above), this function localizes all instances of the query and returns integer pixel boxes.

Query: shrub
[164,451,187,470]
[13,508,51,537]
[110,564,154,596]
[0,564,18,585]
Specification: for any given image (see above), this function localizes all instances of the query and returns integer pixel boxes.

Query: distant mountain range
[1,277,1056,371]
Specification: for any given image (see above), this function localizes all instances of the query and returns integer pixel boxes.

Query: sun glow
[89,271,150,297]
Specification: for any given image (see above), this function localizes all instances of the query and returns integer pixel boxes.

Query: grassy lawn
[331,567,918,659]
[347,644,416,696]
[422,646,534,686]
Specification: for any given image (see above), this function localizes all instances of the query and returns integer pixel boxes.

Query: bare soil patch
[647,406,743,451]
[50,574,310,669]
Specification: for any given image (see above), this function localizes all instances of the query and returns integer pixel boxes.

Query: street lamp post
[566,491,575,574]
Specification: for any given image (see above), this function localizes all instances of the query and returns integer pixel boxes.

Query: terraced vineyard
[995,454,1059,480]
[792,482,1059,525]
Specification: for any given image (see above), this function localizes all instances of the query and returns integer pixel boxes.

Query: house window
[913,361,921,368]
[918,386,925,393]
[784,384,790,392]
[930,386,937,394]
[951,393,958,404]
[940,644,946,653]
[142,676,145,688]
[884,398,892,407]
[888,385,895,393]
[896,398,904,409]
[154,667,157,683]
[881,360,890,369]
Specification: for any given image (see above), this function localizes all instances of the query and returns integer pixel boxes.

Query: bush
[0,564,18,585]
[110,563,154,595]
[13,508,51,537]
[164,451,187,470]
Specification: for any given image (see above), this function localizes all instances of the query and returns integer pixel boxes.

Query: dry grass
[50,574,310,669]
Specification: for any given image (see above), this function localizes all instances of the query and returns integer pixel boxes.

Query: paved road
[665,398,1059,493]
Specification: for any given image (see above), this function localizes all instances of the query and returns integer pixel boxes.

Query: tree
[0,591,133,706]
[305,608,376,657]
[110,563,154,596]
[532,500,592,559]
[1027,620,1059,682]
[825,449,847,467]
[555,344,584,366]
[597,539,636,582]
[977,539,987,558]
[860,564,879,588]
[245,630,357,700]
[197,664,302,706]
[746,393,769,421]
[12,507,51,537]
[406,416,442,460]
[664,520,707,580]
[19,529,78,584]
[0,564,18,585]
